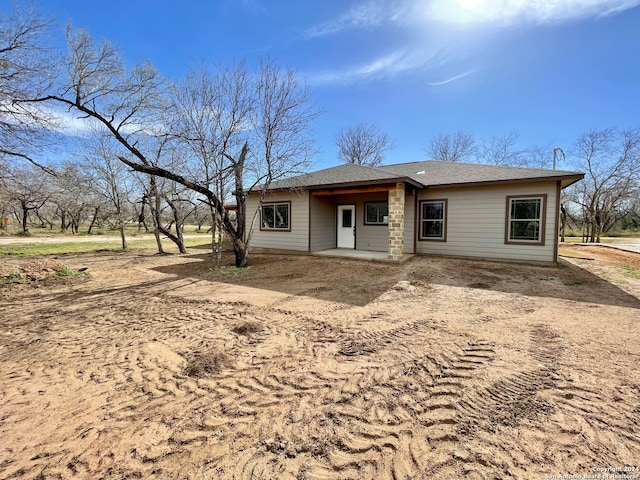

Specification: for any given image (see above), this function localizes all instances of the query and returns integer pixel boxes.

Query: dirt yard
[1,245,639,479]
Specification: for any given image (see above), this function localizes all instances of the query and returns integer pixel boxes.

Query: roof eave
[258,176,423,192]
[423,174,585,190]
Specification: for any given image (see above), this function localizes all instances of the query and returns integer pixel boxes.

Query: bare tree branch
[336,122,393,167]
[426,131,476,162]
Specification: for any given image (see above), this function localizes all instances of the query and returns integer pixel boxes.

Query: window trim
[505,194,547,245]
[364,201,389,226]
[418,199,447,242]
[260,201,291,232]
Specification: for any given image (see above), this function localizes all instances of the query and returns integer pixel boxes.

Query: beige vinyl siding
[403,190,416,254]
[309,195,335,251]
[416,182,558,263]
[246,191,309,252]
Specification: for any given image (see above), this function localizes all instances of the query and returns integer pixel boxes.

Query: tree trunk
[87,207,100,234]
[560,204,566,242]
[115,203,127,250]
[149,177,165,254]
[232,236,248,267]
[166,198,187,254]
[20,201,29,232]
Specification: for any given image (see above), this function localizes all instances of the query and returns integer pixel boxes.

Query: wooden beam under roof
[311,183,397,196]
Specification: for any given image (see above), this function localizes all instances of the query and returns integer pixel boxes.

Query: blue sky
[12,0,640,170]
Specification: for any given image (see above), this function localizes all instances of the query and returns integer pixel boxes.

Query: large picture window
[365,202,388,225]
[506,195,546,244]
[419,200,447,241]
[261,202,290,230]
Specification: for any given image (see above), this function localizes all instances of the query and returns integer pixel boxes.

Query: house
[245,160,584,264]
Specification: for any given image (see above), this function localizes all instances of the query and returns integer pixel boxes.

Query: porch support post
[388,182,405,261]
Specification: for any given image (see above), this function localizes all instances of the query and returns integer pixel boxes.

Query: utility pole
[554,147,567,242]
[553,147,565,170]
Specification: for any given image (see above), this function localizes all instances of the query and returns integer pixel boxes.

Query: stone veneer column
[388,182,405,261]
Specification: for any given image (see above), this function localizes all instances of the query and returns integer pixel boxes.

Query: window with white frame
[419,200,446,240]
[365,202,388,225]
[506,195,545,244]
[261,202,290,230]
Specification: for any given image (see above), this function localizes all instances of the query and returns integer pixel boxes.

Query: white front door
[337,205,356,249]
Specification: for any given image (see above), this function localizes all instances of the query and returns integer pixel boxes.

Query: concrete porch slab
[311,248,414,263]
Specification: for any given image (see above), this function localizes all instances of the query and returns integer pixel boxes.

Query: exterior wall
[309,195,335,251]
[416,182,558,263]
[403,189,416,254]
[246,191,309,252]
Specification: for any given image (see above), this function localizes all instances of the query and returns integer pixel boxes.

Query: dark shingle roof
[264,160,583,191]
[266,162,415,190]
[379,161,583,187]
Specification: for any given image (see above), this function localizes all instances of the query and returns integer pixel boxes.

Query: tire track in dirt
[459,325,560,430]
[1,287,499,479]
[3,276,639,480]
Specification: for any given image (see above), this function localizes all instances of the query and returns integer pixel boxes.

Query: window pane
[422,202,444,220]
[379,203,389,220]
[366,205,377,223]
[262,205,275,228]
[366,203,388,224]
[422,220,443,238]
[511,199,540,219]
[276,204,289,229]
[342,209,352,228]
[510,220,540,240]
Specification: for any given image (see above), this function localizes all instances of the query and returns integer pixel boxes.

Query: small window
[419,200,447,241]
[506,195,546,244]
[342,209,352,228]
[261,202,290,230]
[365,202,388,225]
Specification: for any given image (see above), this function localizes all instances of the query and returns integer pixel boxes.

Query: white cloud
[426,0,640,26]
[306,47,450,85]
[305,1,413,38]
[306,0,640,36]
[428,69,477,86]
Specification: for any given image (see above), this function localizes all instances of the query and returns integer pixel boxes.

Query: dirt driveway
[1,246,639,479]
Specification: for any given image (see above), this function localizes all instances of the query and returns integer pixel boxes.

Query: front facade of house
[245,161,584,264]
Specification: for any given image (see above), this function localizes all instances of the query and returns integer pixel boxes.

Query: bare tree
[2,164,50,232]
[426,131,476,162]
[566,128,640,242]
[479,132,530,167]
[170,62,252,265]
[51,161,94,233]
[80,131,136,249]
[31,29,318,267]
[336,122,393,167]
[0,2,58,173]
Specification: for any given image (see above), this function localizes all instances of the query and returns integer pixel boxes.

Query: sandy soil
[1,245,639,479]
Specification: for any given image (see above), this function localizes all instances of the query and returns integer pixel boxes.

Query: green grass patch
[621,265,640,279]
[0,238,211,256]
[54,265,89,279]
[563,280,587,286]
[0,270,24,285]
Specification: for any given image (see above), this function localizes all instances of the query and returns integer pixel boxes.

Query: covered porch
[308,181,415,261]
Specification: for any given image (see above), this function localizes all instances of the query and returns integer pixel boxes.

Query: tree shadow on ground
[152,252,407,307]
[151,249,640,309]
